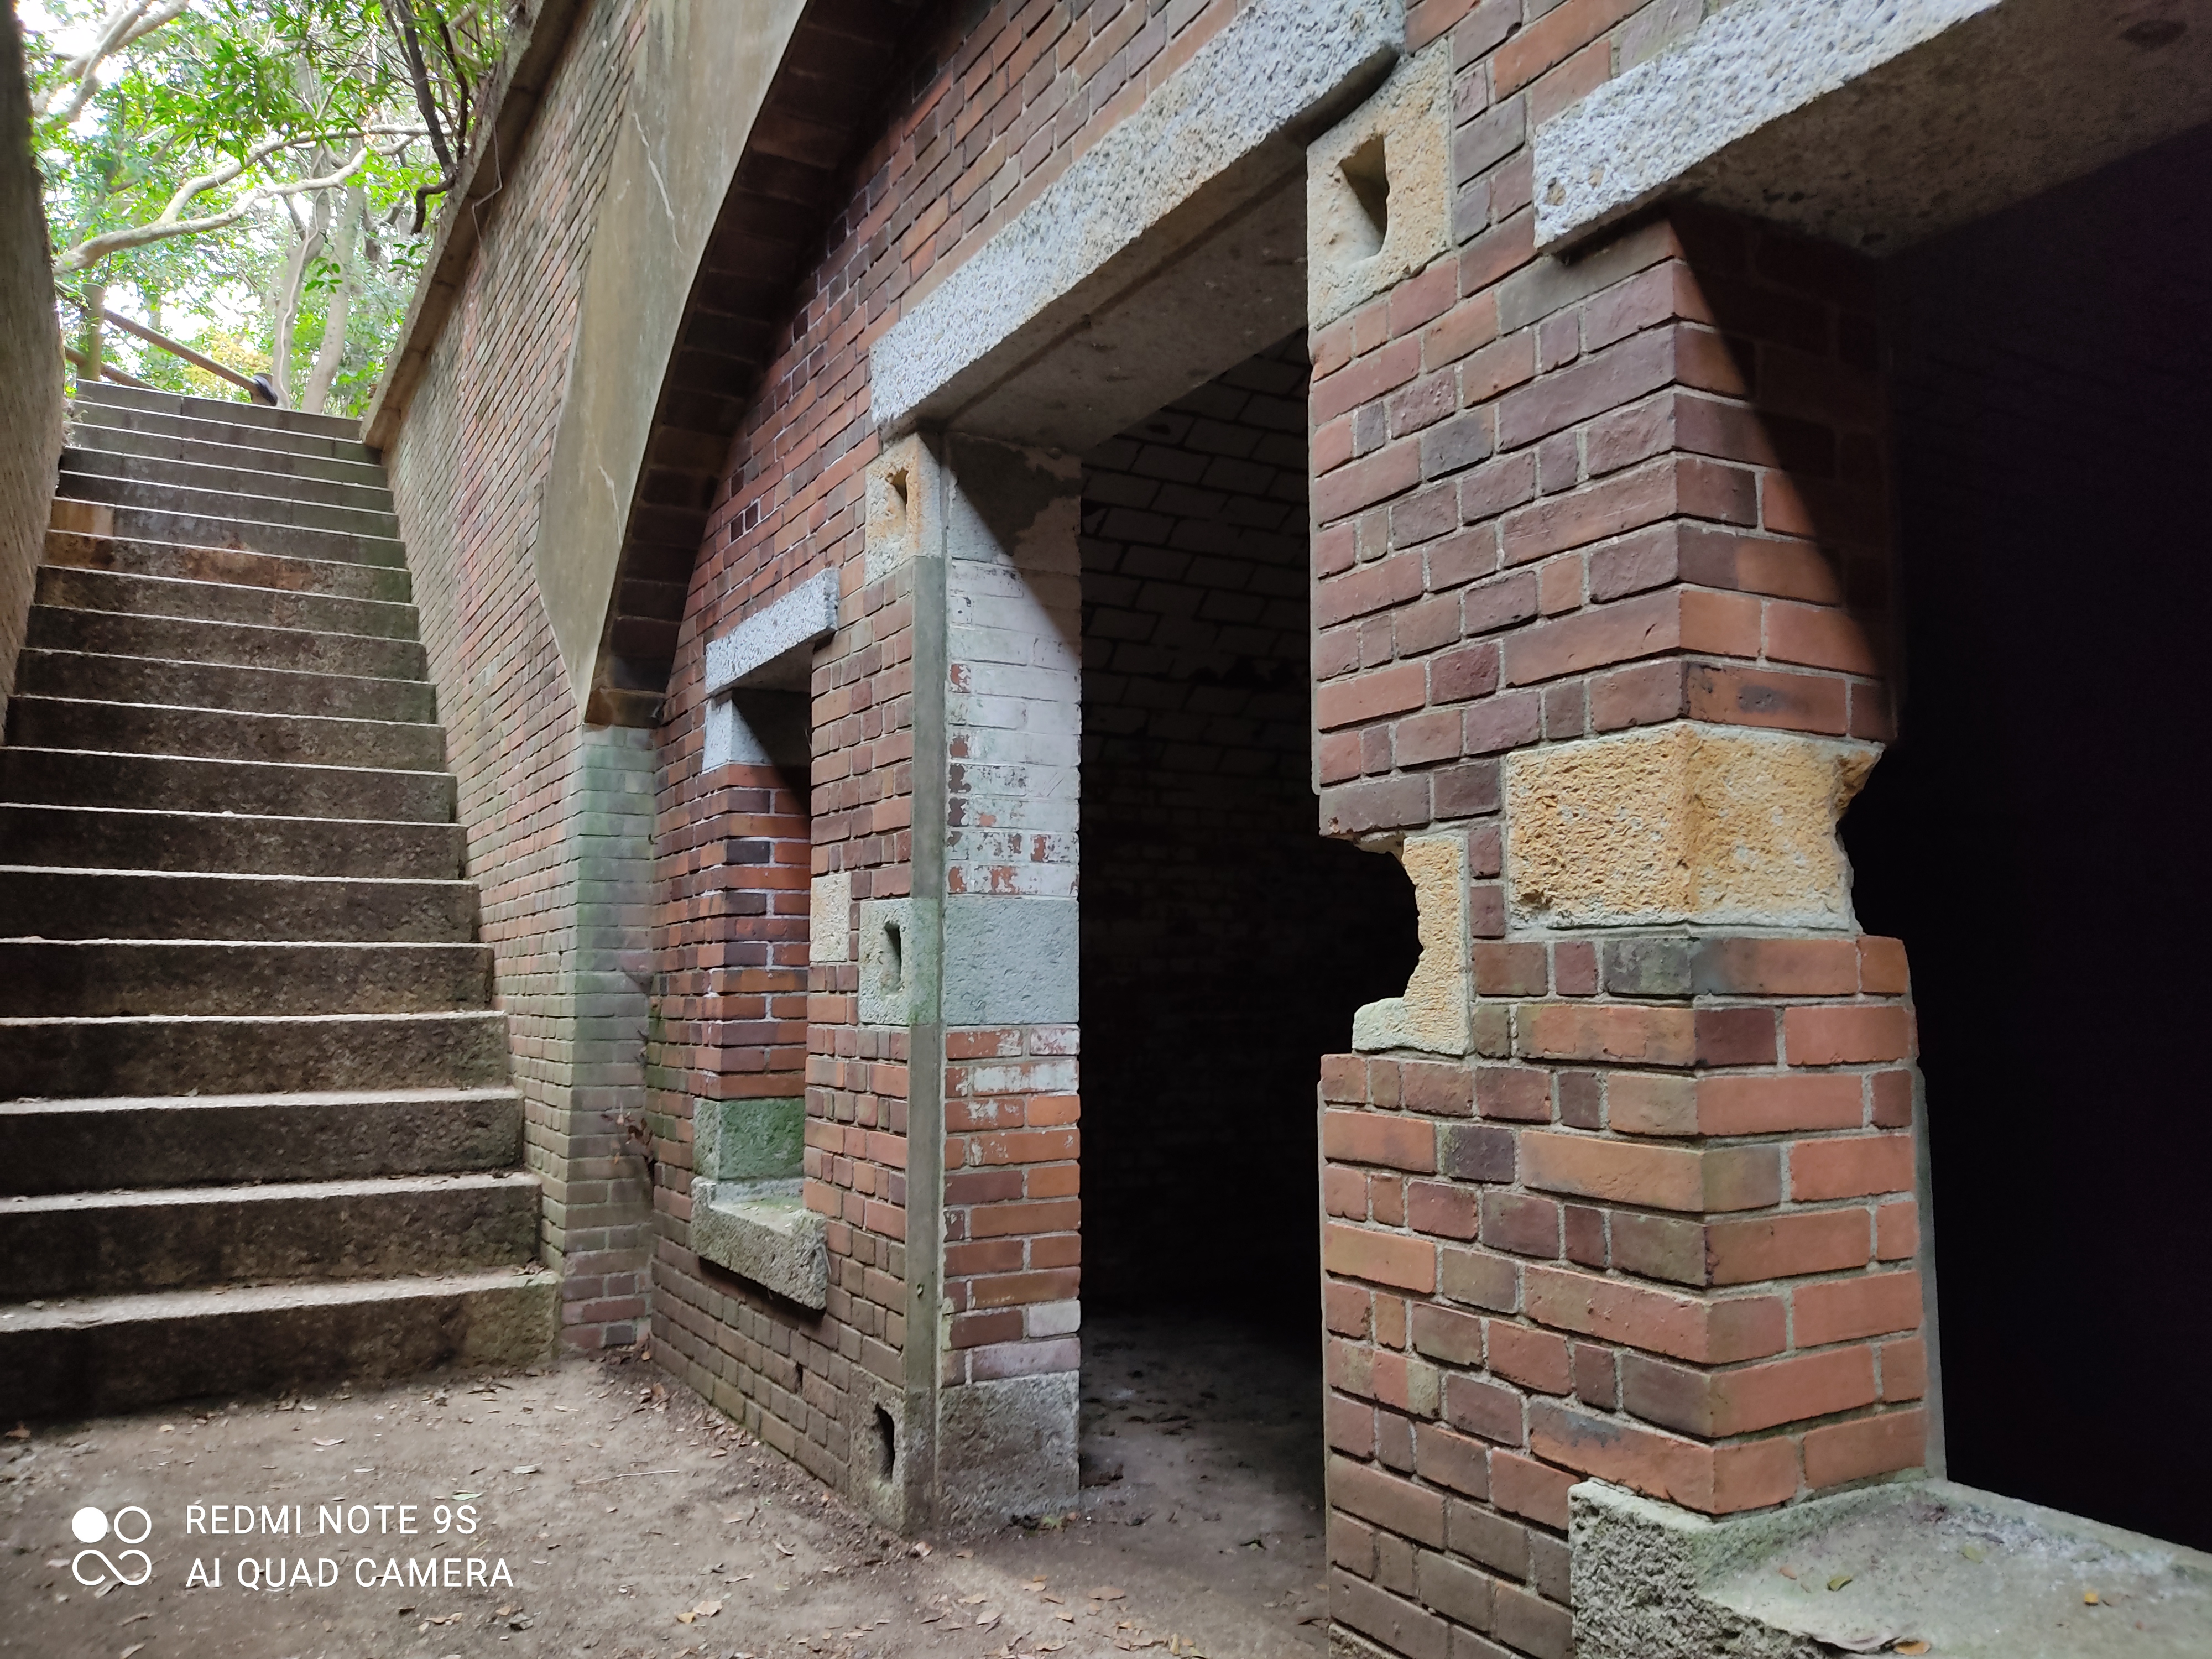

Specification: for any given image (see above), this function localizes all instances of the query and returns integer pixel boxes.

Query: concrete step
[72,381,365,443]
[0,746,454,820]
[13,649,436,724]
[0,1008,510,1099]
[0,939,494,1017]
[62,445,394,514]
[0,1266,556,1418]
[25,604,425,679]
[0,1087,524,1195]
[0,865,476,943]
[0,1172,540,1298]
[49,494,403,566]
[64,415,389,489]
[6,695,446,773]
[44,525,412,603]
[58,466,399,541]
[0,803,466,879]
[36,562,419,641]
[63,399,376,466]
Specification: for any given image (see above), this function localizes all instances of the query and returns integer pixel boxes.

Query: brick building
[11,0,2210,1652]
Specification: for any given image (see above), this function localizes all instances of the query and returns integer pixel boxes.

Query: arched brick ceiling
[589,0,927,727]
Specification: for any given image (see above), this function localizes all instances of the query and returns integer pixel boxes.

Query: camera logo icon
[71,1505,152,1587]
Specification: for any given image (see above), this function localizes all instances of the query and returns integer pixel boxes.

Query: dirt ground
[0,1313,1328,1659]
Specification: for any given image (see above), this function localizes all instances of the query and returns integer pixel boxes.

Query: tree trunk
[301,186,366,414]
[269,181,334,408]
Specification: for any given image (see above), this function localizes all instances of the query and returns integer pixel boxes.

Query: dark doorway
[1078,333,1421,1331]
[1844,122,2212,1549]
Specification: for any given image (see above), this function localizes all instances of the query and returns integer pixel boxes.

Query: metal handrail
[55,285,265,399]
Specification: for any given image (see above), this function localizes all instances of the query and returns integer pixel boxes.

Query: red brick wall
[643,0,1255,1501]
[1306,6,1923,1655]
[380,0,656,1348]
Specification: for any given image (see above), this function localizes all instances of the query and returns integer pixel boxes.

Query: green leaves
[26,0,505,414]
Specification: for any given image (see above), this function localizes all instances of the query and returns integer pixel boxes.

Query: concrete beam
[1535,0,2212,254]
[869,0,1401,447]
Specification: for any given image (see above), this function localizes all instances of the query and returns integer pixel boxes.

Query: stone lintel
[868,0,1400,444]
[1534,0,2212,256]
[703,570,839,697]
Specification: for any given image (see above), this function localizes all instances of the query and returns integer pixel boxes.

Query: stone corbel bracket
[688,1097,827,1310]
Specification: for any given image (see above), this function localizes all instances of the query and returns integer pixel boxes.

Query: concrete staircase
[0,383,554,1417]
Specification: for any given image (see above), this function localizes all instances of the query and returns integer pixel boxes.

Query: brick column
[930,434,1085,1527]
[1307,84,1925,1652]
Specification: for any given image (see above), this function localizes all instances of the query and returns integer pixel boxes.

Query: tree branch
[61,145,371,270]
[35,0,190,127]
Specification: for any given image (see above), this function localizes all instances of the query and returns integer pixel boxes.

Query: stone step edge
[0,745,453,790]
[8,693,445,744]
[65,415,386,471]
[60,445,394,497]
[14,648,434,705]
[48,496,404,560]
[0,1264,555,1331]
[37,563,420,624]
[0,801,460,835]
[43,527,410,591]
[71,384,366,442]
[0,1084,519,1115]
[1,1170,541,1216]
[27,604,429,667]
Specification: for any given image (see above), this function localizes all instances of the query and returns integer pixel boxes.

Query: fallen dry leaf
[1091,1586,1128,1600]
[1828,1574,1854,1592]
[2084,1591,2100,1606]
[1895,1644,1931,1656]
[674,1610,695,1625]
[1777,1564,1798,1580]
[312,1437,343,1448]
[694,1601,721,1618]
[773,1541,796,1557]
[121,1647,145,1659]
[961,1593,987,1605]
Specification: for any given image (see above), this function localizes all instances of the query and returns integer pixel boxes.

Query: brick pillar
[930,433,1084,1526]
[1309,184,1925,1659]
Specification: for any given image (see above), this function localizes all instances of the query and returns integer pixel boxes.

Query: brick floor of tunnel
[0,1318,1327,1659]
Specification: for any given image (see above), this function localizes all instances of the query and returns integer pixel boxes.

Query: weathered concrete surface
[690,1178,829,1310]
[1353,833,1470,1055]
[870,0,1401,445]
[695,1096,805,1182]
[938,1373,1082,1532]
[857,896,914,1027]
[1504,723,1876,931]
[533,0,807,708]
[1535,0,2212,253]
[1308,38,1454,328]
[866,432,933,583]
[1573,1478,2212,1659]
[942,895,1080,1027]
[810,868,852,964]
[703,570,839,696]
